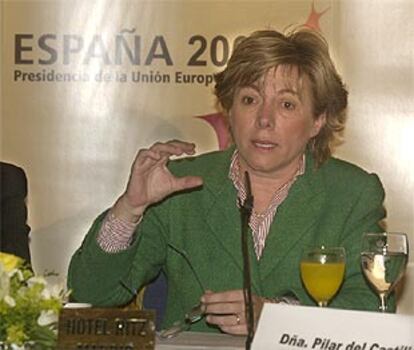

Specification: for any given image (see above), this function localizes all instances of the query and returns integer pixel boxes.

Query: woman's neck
[240,157,303,214]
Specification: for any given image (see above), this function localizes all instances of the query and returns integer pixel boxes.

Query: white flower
[37,309,58,326]
[27,275,47,287]
[41,282,63,300]
[11,268,24,281]
[4,295,16,307]
[0,263,10,299]
[39,277,70,302]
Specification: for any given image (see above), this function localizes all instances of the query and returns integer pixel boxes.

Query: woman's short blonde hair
[214,28,348,167]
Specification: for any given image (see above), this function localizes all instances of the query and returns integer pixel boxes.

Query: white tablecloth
[156,331,246,350]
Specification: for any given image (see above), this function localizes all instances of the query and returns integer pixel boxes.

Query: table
[156,331,246,350]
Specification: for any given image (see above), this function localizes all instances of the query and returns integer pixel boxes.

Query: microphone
[167,242,205,293]
[240,171,254,350]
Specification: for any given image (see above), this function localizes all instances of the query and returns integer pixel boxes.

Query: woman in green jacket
[68,28,386,335]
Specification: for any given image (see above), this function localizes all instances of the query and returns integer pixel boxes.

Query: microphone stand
[240,171,254,350]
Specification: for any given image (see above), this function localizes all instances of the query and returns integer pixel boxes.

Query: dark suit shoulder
[0,162,28,198]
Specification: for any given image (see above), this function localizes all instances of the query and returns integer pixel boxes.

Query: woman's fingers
[201,290,244,316]
[149,140,196,158]
[133,149,163,168]
[201,290,245,333]
[206,312,245,326]
[201,290,265,335]
[171,175,203,192]
[132,140,196,174]
[203,300,243,315]
[205,308,247,335]
[201,289,244,305]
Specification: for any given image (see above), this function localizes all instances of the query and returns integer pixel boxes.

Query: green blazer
[68,147,388,333]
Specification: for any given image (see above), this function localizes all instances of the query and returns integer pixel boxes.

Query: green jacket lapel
[259,155,326,281]
[201,147,262,293]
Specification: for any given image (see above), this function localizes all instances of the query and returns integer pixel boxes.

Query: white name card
[252,304,414,350]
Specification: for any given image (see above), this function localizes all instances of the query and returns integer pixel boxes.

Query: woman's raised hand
[114,140,203,223]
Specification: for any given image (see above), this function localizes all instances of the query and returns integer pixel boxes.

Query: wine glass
[361,232,409,312]
[300,246,346,307]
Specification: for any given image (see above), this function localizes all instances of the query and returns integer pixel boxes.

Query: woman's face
[229,65,325,179]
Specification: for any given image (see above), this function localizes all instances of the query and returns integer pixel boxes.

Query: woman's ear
[227,109,234,127]
[311,112,326,137]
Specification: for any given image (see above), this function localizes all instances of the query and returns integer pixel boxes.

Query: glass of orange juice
[300,246,346,307]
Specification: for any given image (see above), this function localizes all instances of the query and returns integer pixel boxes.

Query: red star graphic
[304,0,330,31]
[195,112,231,150]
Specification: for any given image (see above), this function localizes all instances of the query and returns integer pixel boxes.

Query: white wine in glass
[300,246,346,307]
[361,232,409,312]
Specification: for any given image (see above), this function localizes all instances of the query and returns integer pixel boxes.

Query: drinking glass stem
[379,293,388,312]
[318,301,328,307]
